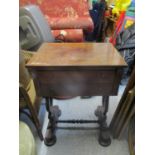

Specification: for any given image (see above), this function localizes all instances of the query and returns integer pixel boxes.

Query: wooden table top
[26,43,127,68]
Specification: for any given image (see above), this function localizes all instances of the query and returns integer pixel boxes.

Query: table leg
[95,96,111,146]
[44,97,61,146]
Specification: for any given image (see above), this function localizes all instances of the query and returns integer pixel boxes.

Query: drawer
[38,82,115,96]
[31,69,122,97]
[36,70,115,84]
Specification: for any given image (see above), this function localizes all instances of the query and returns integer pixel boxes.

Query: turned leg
[44,97,61,146]
[95,96,111,146]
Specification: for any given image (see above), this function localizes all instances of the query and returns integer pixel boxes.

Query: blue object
[85,1,106,41]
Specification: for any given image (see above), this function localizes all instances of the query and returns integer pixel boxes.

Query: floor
[20,85,130,155]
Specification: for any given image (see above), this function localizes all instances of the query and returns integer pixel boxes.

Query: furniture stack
[19,0,94,42]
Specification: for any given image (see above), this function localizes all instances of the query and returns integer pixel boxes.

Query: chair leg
[37,126,44,141]
[26,102,44,141]
[30,108,44,141]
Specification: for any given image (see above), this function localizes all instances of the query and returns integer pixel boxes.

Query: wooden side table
[26,43,127,147]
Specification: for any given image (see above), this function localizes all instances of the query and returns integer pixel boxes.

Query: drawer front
[37,70,115,84]
[38,82,114,96]
[32,70,121,97]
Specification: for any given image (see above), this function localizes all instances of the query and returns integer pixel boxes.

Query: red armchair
[20,0,94,42]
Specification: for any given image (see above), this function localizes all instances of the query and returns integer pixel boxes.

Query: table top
[26,43,127,68]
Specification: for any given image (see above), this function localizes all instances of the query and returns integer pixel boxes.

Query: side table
[26,43,127,146]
